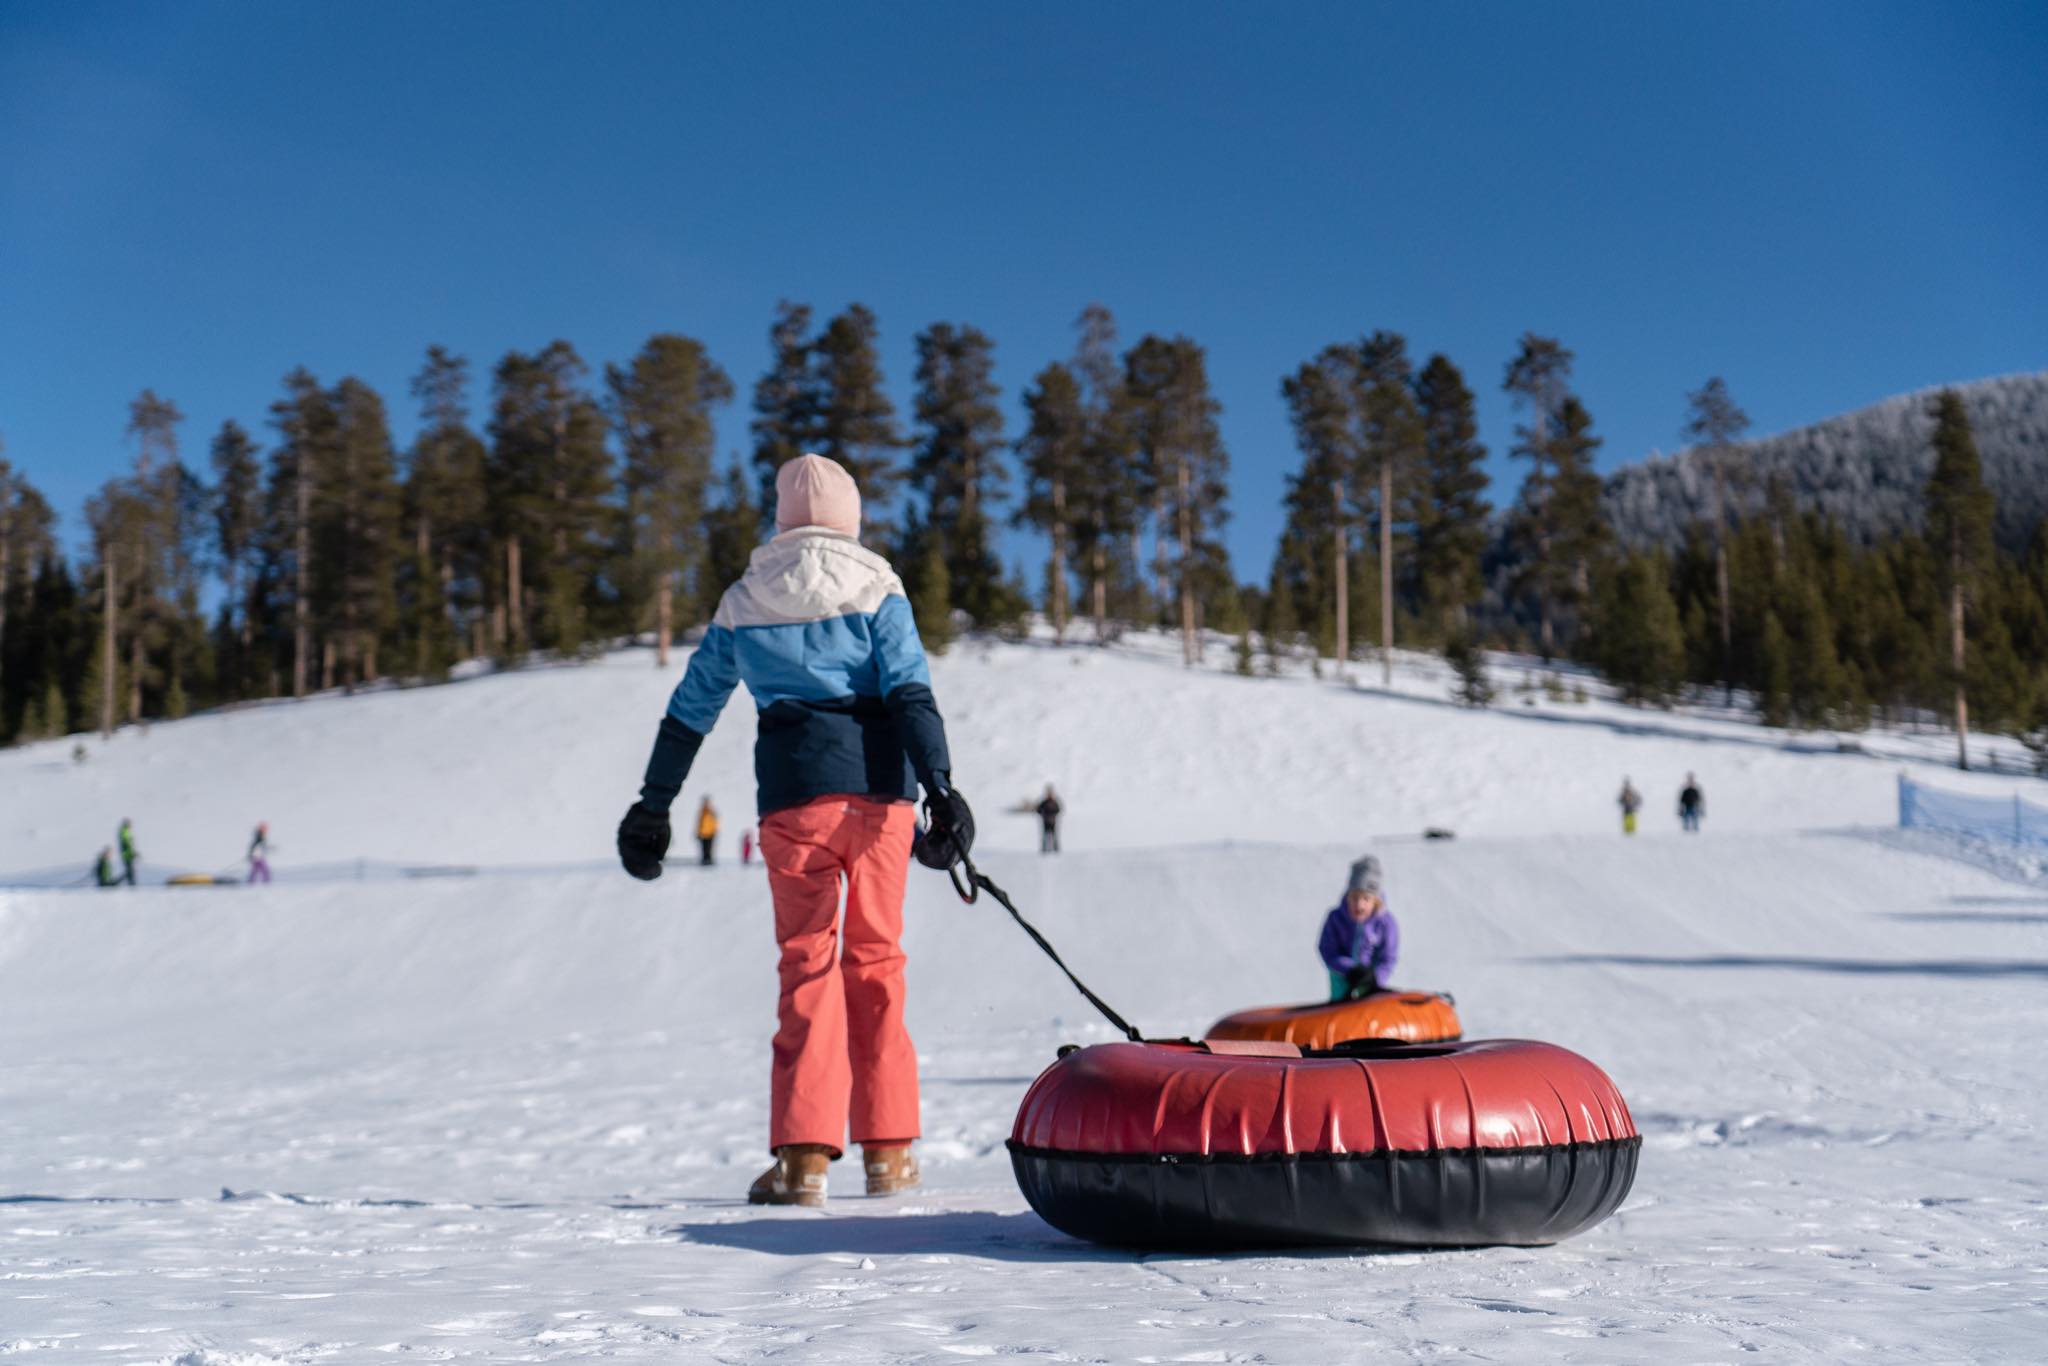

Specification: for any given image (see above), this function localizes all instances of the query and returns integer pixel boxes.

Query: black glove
[617,801,672,881]
[1344,968,1380,1001]
[913,782,975,871]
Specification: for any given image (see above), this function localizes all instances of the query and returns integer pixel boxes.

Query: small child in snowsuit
[247,822,272,883]
[1317,855,1400,1001]
[117,818,139,886]
[1617,779,1642,835]
[696,797,719,866]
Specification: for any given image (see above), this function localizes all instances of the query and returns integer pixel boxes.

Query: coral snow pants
[758,794,919,1155]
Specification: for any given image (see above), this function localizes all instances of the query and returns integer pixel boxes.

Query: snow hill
[3,632,2045,1361]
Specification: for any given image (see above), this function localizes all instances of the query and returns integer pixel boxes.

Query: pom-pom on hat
[775,453,861,536]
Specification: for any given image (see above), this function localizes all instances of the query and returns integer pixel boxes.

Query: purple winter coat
[1317,903,1400,980]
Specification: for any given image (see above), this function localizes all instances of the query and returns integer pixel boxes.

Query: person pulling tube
[615,454,972,1209]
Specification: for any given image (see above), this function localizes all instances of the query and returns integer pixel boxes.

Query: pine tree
[406,346,490,677]
[208,420,261,696]
[1443,628,1496,708]
[902,516,955,655]
[609,333,734,666]
[1502,334,1575,658]
[1591,551,1685,705]
[320,378,402,685]
[1123,335,1230,665]
[1352,331,1424,686]
[1015,362,1088,641]
[1264,557,1299,674]
[267,368,335,697]
[1682,377,1751,704]
[749,300,817,522]
[1068,304,1140,639]
[488,342,614,658]
[909,323,1006,622]
[1756,609,1793,728]
[809,304,905,522]
[117,390,187,722]
[1,456,58,734]
[1409,355,1491,638]
[700,458,759,616]
[1280,346,1356,671]
[1924,389,1994,768]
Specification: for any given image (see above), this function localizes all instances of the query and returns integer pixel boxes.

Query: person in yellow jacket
[696,796,719,866]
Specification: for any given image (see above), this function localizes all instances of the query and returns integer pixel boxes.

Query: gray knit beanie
[1346,855,1382,897]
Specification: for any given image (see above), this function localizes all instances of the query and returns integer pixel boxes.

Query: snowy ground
[3,634,2046,1361]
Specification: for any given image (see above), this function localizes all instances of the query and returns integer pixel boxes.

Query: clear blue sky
[3,1,2044,578]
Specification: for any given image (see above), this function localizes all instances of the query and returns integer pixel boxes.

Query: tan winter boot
[862,1141,920,1196]
[747,1144,833,1207]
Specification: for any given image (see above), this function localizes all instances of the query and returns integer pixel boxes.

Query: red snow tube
[1205,989,1462,1048]
[1009,1038,1638,1249]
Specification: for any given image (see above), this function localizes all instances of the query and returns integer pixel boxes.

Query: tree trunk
[101,559,116,739]
[440,547,458,661]
[415,516,432,677]
[1177,458,1196,665]
[1331,480,1348,676]
[1152,492,1170,622]
[322,635,336,692]
[221,556,243,699]
[1130,524,1145,618]
[1712,462,1733,706]
[507,537,524,653]
[0,517,11,706]
[1050,476,1068,642]
[127,600,143,724]
[1379,461,1394,689]
[1091,536,1107,642]
[293,454,311,700]
[656,575,673,669]
[1952,572,1969,771]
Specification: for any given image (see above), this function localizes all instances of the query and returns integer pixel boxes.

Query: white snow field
[3,634,2045,1362]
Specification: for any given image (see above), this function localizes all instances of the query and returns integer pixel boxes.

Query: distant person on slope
[1678,774,1704,833]
[1317,856,1400,1001]
[117,818,139,886]
[615,454,969,1210]
[94,846,118,888]
[696,797,719,866]
[1036,784,1063,854]
[247,822,273,884]
[1617,779,1642,836]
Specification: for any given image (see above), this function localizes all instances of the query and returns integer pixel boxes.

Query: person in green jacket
[94,846,118,888]
[117,818,138,886]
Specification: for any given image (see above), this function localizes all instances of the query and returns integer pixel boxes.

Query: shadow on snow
[672,1209,1420,1264]
[1527,952,2048,979]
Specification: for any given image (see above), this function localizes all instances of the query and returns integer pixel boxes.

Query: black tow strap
[948,852,1144,1043]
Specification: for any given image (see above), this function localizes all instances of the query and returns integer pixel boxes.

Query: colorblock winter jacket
[1317,904,1400,981]
[638,528,951,817]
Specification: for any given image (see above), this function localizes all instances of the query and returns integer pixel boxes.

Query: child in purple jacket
[1317,855,1400,1001]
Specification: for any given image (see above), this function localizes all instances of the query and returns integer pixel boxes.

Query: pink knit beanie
[775,453,861,535]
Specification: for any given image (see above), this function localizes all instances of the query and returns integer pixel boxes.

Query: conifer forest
[1,308,2044,768]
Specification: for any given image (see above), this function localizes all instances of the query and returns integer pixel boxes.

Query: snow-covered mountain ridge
[1605,369,2048,552]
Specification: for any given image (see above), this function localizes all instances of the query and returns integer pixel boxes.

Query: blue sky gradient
[3,1,2044,575]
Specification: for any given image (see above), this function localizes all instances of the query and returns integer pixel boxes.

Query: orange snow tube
[1206,990,1462,1049]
